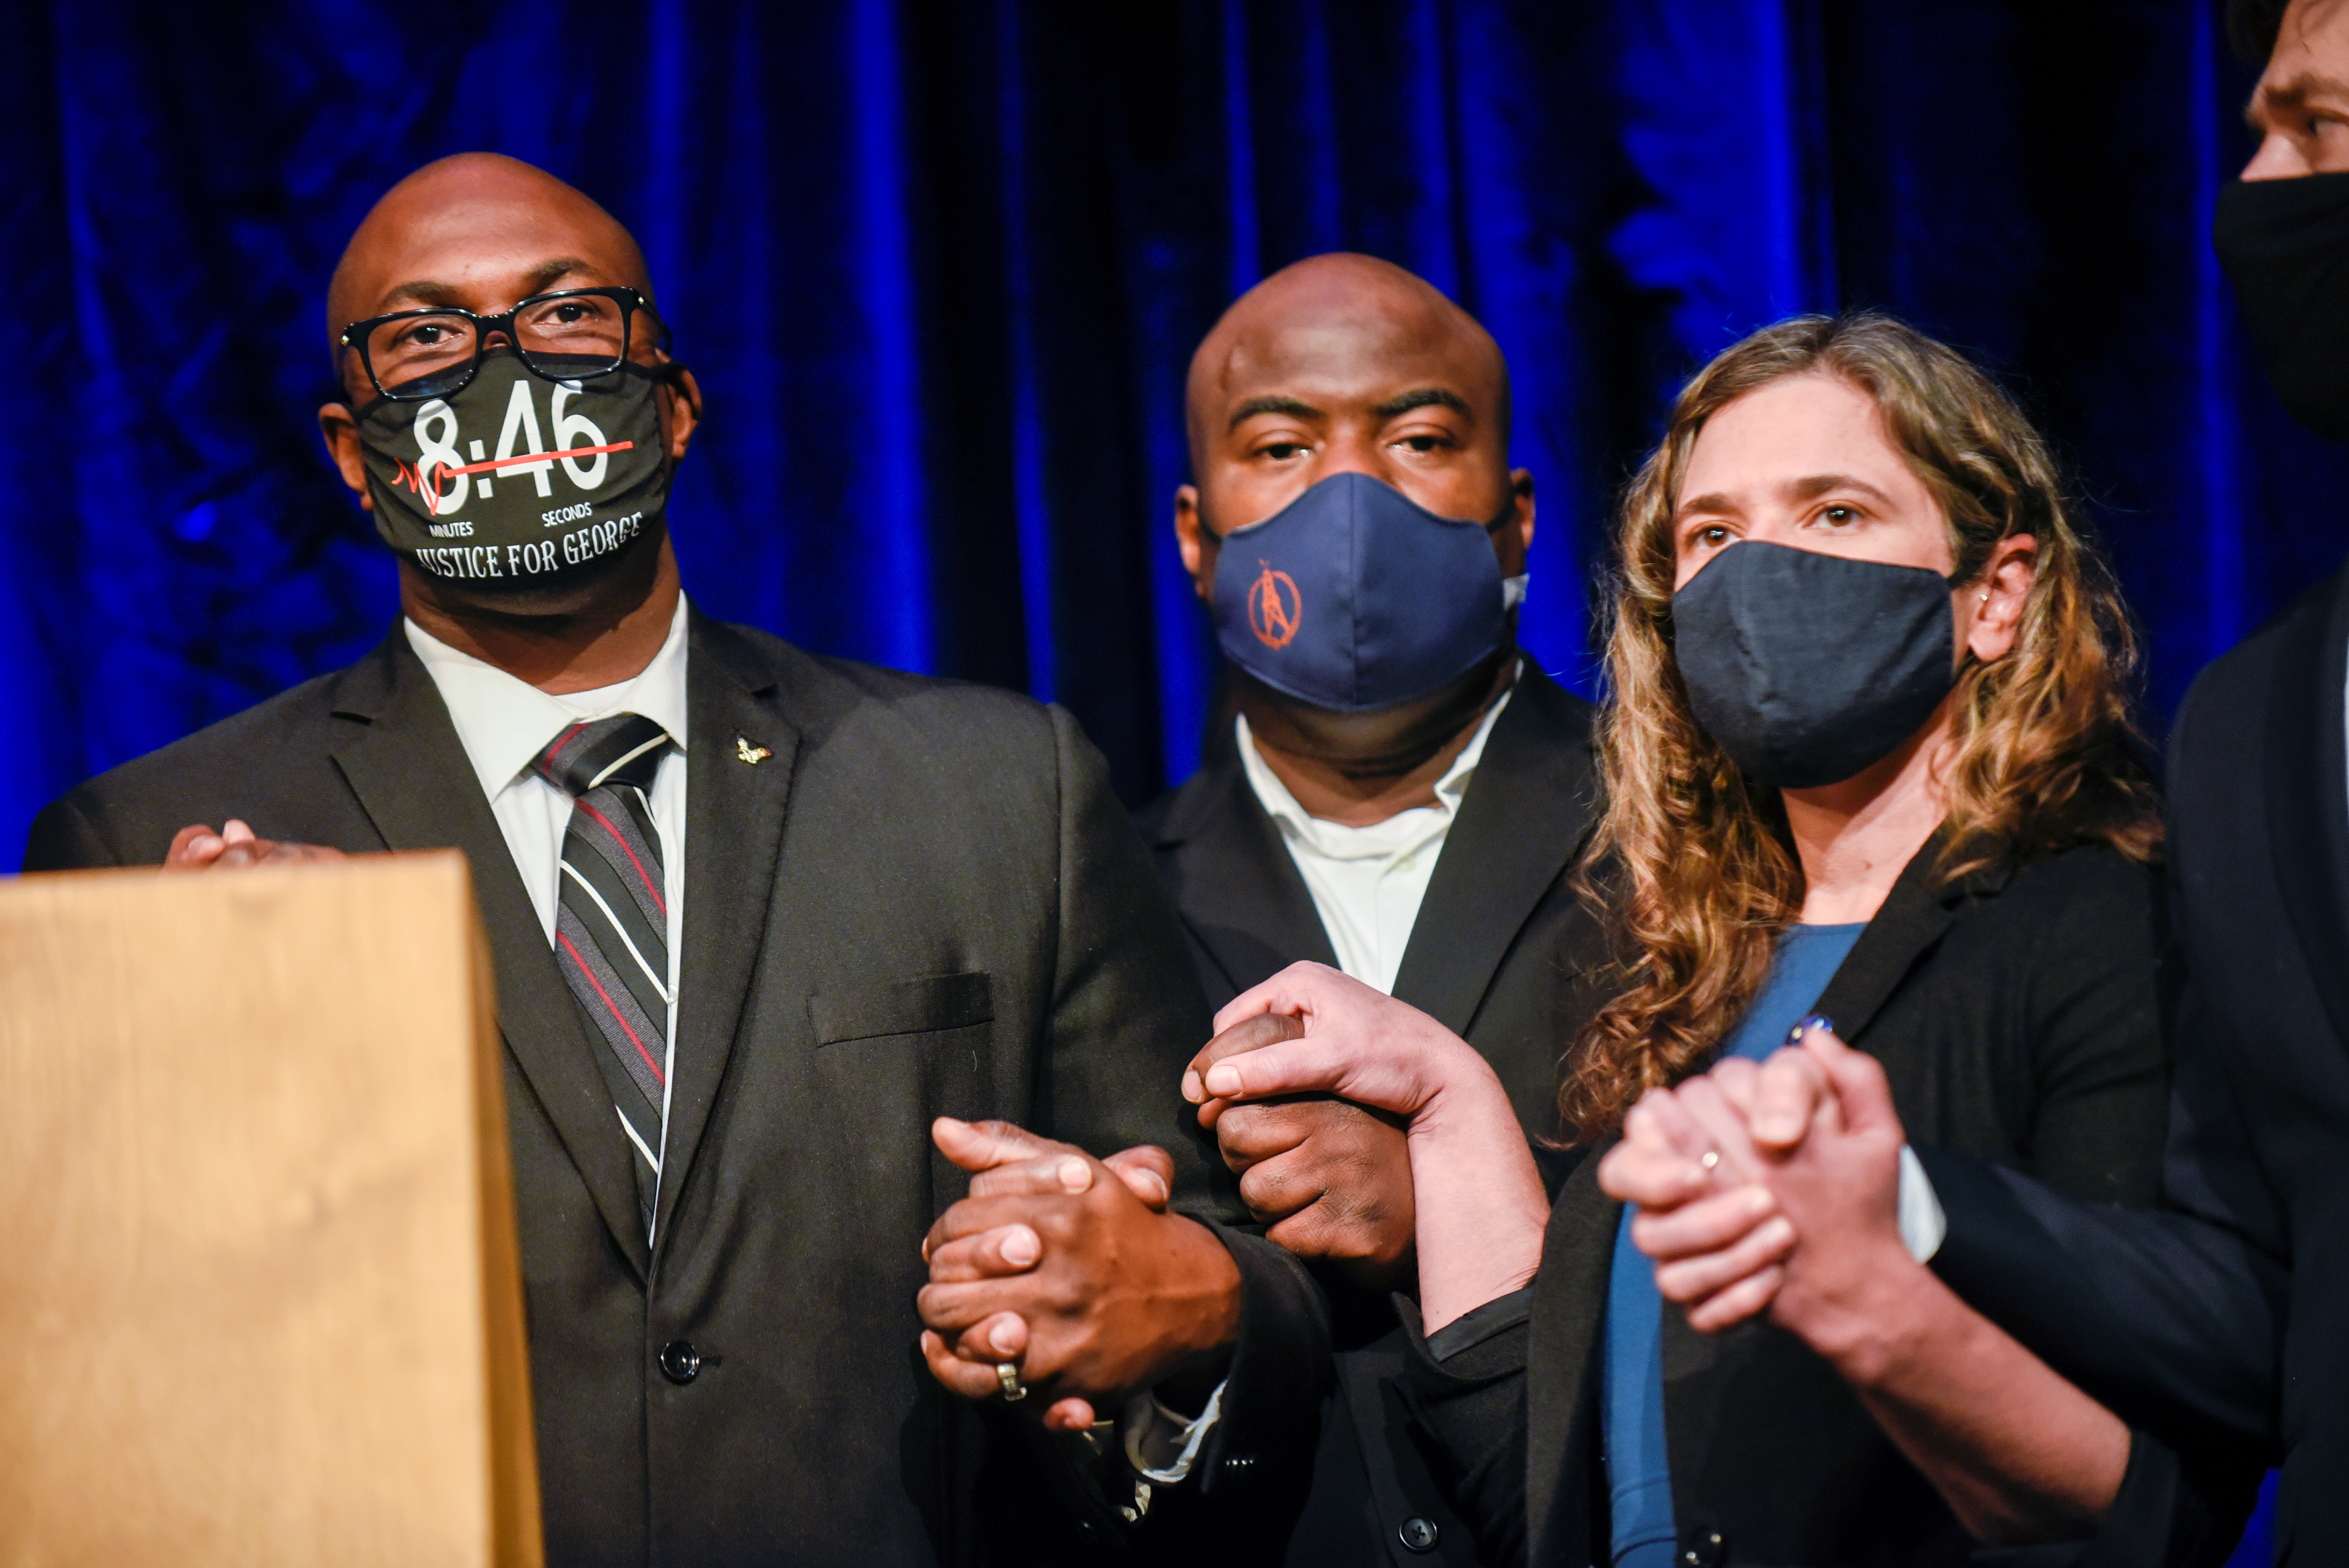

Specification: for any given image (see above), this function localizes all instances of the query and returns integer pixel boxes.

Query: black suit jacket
[1397,840,2177,1568]
[1911,571,2349,1564]
[22,609,1325,1568]
[1132,665,1609,1566]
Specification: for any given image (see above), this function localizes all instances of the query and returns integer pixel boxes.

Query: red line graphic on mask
[451,441,633,476]
[392,441,635,505]
[1248,561,1301,650]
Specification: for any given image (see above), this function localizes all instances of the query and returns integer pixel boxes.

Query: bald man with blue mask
[913,256,1610,1563]
[1154,255,1611,1565]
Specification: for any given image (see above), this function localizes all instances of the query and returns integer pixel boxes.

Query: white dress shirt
[404,595,691,1209]
[1236,675,1516,995]
[1107,676,1523,1489]
[1125,679,1521,1491]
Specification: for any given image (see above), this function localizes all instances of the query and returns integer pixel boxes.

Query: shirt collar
[1236,661,1517,857]
[404,594,692,801]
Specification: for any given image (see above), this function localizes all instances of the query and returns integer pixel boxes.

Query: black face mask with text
[356,349,671,591]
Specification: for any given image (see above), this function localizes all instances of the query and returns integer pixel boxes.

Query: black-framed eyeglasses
[339,285,670,402]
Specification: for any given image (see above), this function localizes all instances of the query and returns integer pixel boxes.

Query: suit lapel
[327,630,650,1279]
[650,611,800,1254]
[1150,760,1337,995]
[1810,837,1971,1047]
[2265,565,2349,1056]
[1390,666,1599,1036]
[1526,1146,1616,1567]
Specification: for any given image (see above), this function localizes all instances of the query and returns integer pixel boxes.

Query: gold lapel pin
[736,735,772,765]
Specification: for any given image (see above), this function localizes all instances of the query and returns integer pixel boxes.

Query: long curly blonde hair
[1560,313,2160,1143]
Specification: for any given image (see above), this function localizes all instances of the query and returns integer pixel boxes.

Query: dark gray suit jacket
[22,608,1323,1568]
[1131,664,1608,1566]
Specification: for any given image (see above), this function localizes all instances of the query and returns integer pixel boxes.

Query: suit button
[658,1340,701,1385]
[1680,1526,1725,1566]
[1397,1516,1440,1553]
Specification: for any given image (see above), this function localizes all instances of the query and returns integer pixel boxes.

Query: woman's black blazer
[1401,837,2171,1567]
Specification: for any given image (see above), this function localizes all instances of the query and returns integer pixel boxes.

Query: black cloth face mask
[356,349,672,590]
[1672,540,1958,789]
[2214,171,2349,444]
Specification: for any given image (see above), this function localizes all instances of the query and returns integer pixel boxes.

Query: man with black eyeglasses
[19,151,1299,1566]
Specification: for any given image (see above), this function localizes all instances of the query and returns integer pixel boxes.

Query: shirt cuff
[1899,1142,1948,1263]
[1121,1377,1227,1484]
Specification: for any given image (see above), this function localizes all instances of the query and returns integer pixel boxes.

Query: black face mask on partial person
[1671,540,1959,790]
[355,349,672,592]
[2214,171,2349,444]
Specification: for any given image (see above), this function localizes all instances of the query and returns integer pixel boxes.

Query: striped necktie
[535,712,674,1238]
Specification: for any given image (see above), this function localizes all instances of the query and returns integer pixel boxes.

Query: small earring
[1978,590,1990,602]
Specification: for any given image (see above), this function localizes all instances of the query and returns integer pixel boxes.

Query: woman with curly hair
[1189,312,2180,1564]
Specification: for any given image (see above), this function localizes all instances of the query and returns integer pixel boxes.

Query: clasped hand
[1597,1023,1921,1362]
[915,1117,1239,1432]
[1188,963,1547,1331]
[1184,960,1489,1124]
[1180,962,1502,1288]
[919,962,1517,1422]
[1183,1011,1416,1289]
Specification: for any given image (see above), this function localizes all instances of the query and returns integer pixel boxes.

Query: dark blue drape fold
[7,0,2338,875]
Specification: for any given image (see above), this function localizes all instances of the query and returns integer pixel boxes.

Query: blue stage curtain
[7,0,2340,873]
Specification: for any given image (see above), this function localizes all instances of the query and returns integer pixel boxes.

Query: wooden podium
[0,854,542,1566]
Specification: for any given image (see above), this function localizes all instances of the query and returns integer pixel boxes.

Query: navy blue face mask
[1210,471,1516,712]
[1672,540,1958,789]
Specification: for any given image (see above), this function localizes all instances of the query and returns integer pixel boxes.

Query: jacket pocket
[808,971,993,1046]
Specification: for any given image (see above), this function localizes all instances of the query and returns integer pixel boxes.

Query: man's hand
[1189,1011,1415,1290]
[1196,962,1547,1330]
[1700,1030,1916,1370]
[1627,1032,2129,1543]
[164,820,347,871]
[1599,1025,1912,1343]
[1187,961,1486,1120]
[917,1118,1240,1433]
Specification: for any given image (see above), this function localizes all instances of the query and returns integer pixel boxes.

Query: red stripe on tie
[556,929,665,1086]
[574,798,668,914]
[543,722,588,772]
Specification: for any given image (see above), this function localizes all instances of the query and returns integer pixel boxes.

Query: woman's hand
[1187,1012,1419,1290]
[1187,962,1547,1331]
[1654,1033,1916,1365]
[1600,1028,1914,1345]
[1184,960,1497,1124]
[1597,1028,1913,1336]
[1607,1031,2128,1543]
[1599,1082,1797,1331]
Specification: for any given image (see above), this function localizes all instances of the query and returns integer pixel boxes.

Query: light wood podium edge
[458,864,546,1568]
